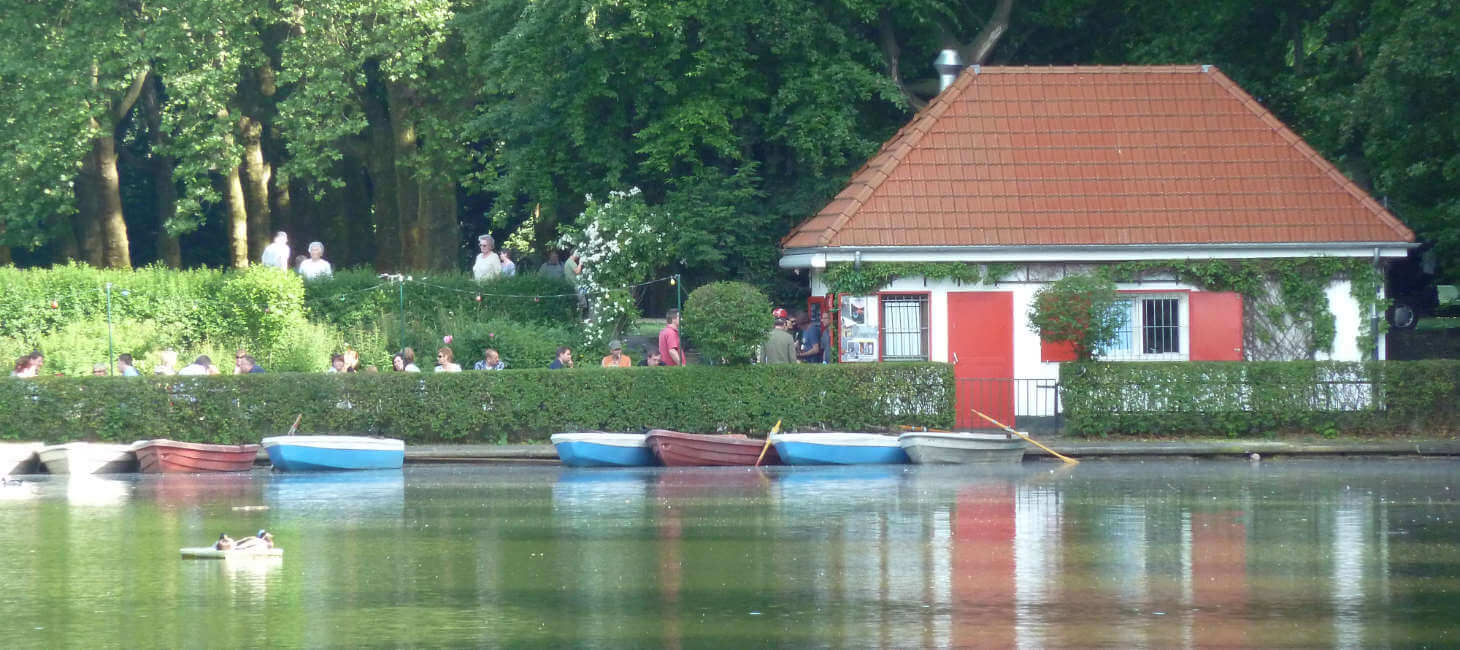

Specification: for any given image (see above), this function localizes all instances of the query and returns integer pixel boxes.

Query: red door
[948,291,1015,429]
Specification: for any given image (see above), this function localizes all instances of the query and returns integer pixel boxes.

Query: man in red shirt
[659,309,684,366]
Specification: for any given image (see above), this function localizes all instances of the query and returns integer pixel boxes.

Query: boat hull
[133,440,261,473]
[550,433,656,467]
[1,442,42,475]
[37,443,138,474]
[770,433,909,465]
[898,432,1025,464]
[180,546,284,559]
[646,430,780,467]
[262,436,404,471]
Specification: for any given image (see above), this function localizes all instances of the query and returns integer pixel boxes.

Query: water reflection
[0,460,1456,647]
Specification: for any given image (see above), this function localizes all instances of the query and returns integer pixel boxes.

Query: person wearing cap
[298,241,333,279]
[91,363,108,377]
[601,340,632,367]
[760,317,798,364]
[472,234,502,281]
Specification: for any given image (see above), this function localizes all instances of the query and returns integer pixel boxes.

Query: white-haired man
[260,231,290,270]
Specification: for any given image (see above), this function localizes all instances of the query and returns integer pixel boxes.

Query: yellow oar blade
[754,419,782,467]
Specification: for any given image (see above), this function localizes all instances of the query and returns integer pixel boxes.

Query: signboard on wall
[839,295,878,362]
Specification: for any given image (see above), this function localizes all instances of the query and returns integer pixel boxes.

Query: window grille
[881,294,929,361]
[1099,295,1187,360]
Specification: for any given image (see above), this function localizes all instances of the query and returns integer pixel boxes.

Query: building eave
[778,243,1416,269]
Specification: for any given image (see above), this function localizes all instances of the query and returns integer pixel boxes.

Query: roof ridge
[1201,66,1414,242]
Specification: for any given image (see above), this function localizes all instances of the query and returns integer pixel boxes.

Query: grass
[1417,317,1460,331]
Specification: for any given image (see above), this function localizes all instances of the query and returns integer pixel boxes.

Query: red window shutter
[1189,291,1243,361]
[1041,339,1077,362]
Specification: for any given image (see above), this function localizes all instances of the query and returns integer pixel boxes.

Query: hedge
[0,362,953,443]
[302,270,578,329]
[1059,360,1460,437]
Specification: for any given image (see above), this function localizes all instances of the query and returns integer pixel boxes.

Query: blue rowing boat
[261,435,404,471]
[768,433,909,465]
[550,433,656,467]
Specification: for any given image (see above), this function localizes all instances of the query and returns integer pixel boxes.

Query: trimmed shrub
[303,270,578,329]
[0,362,954,442]
[1059,360,1460,437]
[683,281,772,365]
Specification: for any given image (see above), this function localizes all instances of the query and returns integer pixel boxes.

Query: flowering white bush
[559,188,674,346]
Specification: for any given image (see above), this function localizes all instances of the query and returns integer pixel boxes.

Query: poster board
[838,295,878,362]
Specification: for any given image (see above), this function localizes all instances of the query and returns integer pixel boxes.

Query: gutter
[780,242,1416,268]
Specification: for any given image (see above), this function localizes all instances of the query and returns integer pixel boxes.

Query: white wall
[810,270,1379,368]
[1319,280,1380,361]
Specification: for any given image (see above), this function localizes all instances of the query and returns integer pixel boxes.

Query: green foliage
[303,270,578,329]
[557,188,675,345]
[1060,360,1460,437]
[821,262,993,295]
[1028,275,1124,361]
[0,362,954,442]
[683,281,773,365]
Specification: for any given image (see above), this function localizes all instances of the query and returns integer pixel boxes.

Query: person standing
[260,232,291,270]
[761,317,798,364]
[499,249,517,277]
[472,234,502,281]
[548,346,573,369]
[659,309,684,366]
[797,312,825,364]
[298,241,333,280]
[538,250,565,279]
[600,340,632,367]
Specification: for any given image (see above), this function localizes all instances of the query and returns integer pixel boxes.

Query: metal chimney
[934,49,963,92]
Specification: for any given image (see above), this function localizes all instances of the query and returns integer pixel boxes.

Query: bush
[1059,360,1460,436]
[683,281,772,365]
[1028,274,1123,361]
[303,270,578,329]
[0,362,954,442]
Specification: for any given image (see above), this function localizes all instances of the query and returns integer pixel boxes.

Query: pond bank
[295,439,1460,464]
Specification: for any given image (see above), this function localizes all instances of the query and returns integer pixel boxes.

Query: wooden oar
[754,419,782,467]
[969,408,1079,465]
[286,414,302,436]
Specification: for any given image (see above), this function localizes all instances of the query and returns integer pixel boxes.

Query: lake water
[2,460,1457,648]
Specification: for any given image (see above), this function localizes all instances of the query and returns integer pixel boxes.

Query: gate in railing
[955,378,1062,434]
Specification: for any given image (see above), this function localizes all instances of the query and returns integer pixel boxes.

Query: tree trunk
[143,79,180,267]
[425,180,459,270]
[339,153,374,267]
[74,147,106,267]
[269,168,293,237]
[225,163,250,268]
[239,116,272,260]
[387,81,423,269]
[963,0,1014,65]
[84,132,133,268]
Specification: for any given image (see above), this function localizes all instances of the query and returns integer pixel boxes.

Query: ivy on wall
[821,262,1014,296]
[819,258,1387,358]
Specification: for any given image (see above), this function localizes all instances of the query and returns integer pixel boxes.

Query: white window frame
[1099,293,1190,361]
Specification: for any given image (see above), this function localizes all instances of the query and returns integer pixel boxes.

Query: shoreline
[300,439,1460,464]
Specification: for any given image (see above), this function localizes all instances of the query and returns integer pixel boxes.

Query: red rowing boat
[132,440,261,473]
[645,429,780,467]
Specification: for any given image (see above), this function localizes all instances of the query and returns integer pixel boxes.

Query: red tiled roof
[782,66,1414,249]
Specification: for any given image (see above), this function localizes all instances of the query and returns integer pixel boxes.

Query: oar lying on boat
[900,414,1079,466]
[968,409,1079,466]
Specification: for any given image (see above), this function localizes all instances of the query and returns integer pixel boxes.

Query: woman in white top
[472,234,501,280]
[434,347,462,372]
[298,241,333,279]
